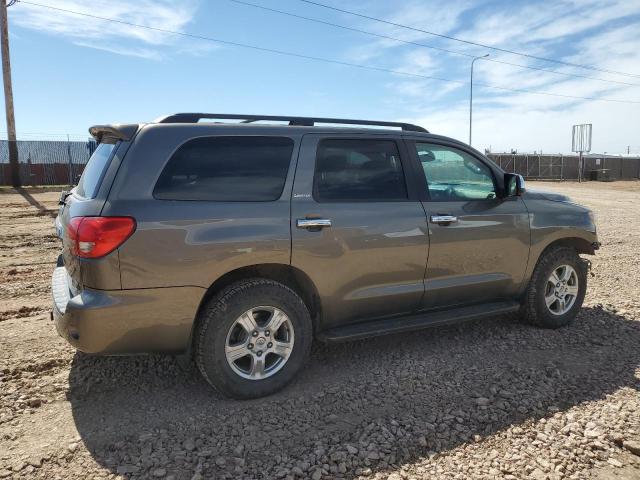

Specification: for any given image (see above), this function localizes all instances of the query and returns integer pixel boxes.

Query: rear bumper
[51,266,205,354]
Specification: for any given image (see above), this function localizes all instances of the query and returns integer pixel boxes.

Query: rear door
[291,134,429,329]
[57,140,122,292]
[406,139,530,309]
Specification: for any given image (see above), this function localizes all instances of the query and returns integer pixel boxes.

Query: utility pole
[0,0,19,187]
[469,53,489,146]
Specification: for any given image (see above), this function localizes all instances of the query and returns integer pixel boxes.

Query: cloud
[404,97,640,155]
[374,0,640,154]
[10,0,203,59]
[341,0,471,63]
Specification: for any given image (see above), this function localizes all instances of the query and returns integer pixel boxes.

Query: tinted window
[154,136,294,201]
[76,142,116,198]
[416,143,496,201]
[314,139,407,201]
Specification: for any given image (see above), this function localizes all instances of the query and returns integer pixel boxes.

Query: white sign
[572,124,592,153]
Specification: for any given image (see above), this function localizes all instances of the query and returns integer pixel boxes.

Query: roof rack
[153,113,428,133]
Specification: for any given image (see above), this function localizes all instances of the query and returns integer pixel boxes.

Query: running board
[318,301,520,343]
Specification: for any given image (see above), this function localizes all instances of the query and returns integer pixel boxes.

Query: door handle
[296,218,332,229]
[430,214,458,225]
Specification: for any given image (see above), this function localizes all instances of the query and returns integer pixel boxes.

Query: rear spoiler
[89,124,139,143]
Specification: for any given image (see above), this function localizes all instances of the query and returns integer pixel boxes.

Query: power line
[0,131,88,137]
[229,0,640,88]
[295,0,640,80]
[14,0,640,104]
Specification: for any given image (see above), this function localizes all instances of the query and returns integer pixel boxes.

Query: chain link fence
[2,140,639,185]
[0,139,96,186]
[488,153,640,180]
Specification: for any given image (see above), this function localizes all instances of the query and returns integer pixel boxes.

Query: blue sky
[4,0,640,153]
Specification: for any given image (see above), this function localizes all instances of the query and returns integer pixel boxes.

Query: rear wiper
[59,190,72,206]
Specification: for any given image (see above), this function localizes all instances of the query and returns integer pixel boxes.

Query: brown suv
[52,113,599,398]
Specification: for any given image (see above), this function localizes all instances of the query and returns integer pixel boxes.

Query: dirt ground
[1,182,639,480]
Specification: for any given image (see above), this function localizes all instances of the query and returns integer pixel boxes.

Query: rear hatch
[57,141,120,292]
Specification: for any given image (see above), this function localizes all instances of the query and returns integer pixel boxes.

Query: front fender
[520,199,599,294]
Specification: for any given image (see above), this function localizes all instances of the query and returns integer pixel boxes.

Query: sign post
[572,124,592,182]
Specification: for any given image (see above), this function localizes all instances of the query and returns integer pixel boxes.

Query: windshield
[75,142,117,198]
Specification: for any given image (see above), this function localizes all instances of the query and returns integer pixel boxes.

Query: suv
[52,113,599,399]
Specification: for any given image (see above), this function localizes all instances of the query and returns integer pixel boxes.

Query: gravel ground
[0,182,639,480]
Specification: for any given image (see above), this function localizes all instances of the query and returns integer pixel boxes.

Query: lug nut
[248,343,253,350]
[267,342,273,348]
[265,330,270,336]
[252,330,258,337]
[256,351,262,357]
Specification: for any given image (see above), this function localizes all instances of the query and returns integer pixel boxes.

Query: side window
[314,139,408,201]
[154,136,294,201]
[416,142,496,201]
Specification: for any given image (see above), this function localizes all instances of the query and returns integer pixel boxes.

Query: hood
[524,188,573,203]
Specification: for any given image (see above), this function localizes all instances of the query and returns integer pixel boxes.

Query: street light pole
[469,53,489,146]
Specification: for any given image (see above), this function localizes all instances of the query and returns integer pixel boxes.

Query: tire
[520,246,587,329]
[194,278,313,399]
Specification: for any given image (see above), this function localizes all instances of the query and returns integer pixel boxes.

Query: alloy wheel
[224,306,294,380]
[544,265,579,315]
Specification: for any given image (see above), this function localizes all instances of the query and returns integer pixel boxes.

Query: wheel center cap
[256,337,266,346]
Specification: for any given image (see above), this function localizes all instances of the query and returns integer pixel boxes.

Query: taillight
[67,217,136,258]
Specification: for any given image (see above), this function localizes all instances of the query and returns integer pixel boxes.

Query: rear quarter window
[76,142,117,199]
[153,136,294,201]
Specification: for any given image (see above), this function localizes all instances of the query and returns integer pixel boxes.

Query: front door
[407,140,531,310]
[291,134,429,329]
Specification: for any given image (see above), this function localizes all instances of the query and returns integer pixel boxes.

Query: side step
[318,301,520,343]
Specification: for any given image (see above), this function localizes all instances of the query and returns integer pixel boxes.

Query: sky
[3,0,640,154]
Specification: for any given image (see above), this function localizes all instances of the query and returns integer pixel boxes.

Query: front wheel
[194,279,312,399]
[521,246,587,328]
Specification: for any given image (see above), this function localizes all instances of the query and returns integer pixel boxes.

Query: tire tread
[521,246,587,328]
[193,278,311,398]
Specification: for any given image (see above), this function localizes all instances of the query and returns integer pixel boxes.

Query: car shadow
[68,306,640,479]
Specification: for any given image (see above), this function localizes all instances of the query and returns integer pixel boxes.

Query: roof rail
[153,113,428,133]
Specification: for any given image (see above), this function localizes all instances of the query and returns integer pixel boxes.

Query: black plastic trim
[318,301,520,342]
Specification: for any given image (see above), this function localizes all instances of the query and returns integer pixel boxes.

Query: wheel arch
[540,237,597,256]
[519,235,596,299]
[193,263,322,339]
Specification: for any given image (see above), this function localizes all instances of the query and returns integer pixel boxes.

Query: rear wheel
[521,246,587,328]
[194,279,312,399]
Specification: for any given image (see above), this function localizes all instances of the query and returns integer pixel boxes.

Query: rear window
[153,136,294,201]
[76,142,117,198]
[313,139,408,201]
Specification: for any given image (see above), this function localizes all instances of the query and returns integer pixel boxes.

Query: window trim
[405,139,500,202]
[311,137,414,203]
[151,135,296,203]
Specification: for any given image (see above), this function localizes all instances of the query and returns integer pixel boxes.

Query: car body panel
[421,197,531,308]
[53,264,205,354]
[521,197,598,286]
[401,137,531,309]
[103,124,301,290]
[290,133,429,329]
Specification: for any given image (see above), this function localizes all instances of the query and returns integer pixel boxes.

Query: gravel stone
[623,440,640,457]
[2,184,640,479]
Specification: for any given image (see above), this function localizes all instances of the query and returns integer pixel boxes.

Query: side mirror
[505,173,526,197]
